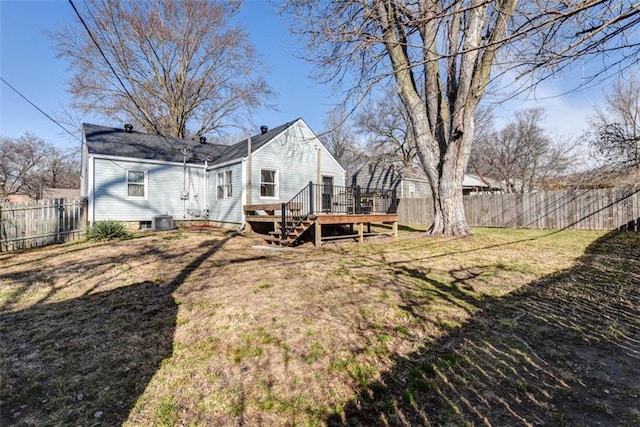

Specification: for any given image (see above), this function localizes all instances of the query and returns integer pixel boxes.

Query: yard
[1,226,638,426]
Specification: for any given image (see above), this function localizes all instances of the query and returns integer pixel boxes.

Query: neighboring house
[81,118,345,228]
[351,163,500,197]
[351,163,431,198]
[463,174,501,194]
[42,188,81,199]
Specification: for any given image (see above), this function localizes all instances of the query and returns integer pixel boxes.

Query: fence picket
[398,186,640,231]
[0,198,87,252]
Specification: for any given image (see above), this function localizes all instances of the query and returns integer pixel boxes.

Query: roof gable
[210,119,301,165]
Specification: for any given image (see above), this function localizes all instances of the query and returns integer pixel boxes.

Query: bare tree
[471,108,576,192]
[320,110,366,181]
[26,148,81,199]
[354,87,417,167]
[282,0,525,234]
[584,74,640,169]
[52,0,272,139]
[1,134,47,198]
[467,105,495,182]
[282,1,640,235]
[0,134,79,200]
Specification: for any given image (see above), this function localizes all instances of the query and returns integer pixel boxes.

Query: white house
[81,118,346,229]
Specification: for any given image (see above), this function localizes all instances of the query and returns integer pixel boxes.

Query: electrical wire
[3,1,207,210]
[0,76,82,143]
[0,78,202,186]
[0,76,132,176]
[68,0,185,157]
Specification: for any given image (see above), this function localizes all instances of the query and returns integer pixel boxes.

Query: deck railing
[280,182,397,239]
[280,183,313,239]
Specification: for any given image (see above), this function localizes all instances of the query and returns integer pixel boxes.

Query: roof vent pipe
[260,125,268,134]
[124,124,133,133]
[199,136,207,144]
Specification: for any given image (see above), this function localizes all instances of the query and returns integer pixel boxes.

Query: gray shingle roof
[83,119,300,165]
[210,119,299,164]
[352,162,492,190]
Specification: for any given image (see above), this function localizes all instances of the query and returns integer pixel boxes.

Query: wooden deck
[244,206,398,247]
[312,213,398,246]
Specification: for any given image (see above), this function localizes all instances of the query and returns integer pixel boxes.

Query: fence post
[82,197,88,231]
[0,204,5,252]
[56,198,64,243]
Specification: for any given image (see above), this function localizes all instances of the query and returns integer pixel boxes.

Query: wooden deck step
[263,236,291,246]
[265,217,315,247]
[266,238,293,247]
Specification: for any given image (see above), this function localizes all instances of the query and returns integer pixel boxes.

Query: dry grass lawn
[1,226,638,426]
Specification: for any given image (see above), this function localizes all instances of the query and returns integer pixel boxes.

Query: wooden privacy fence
[397,186,640,231]
[0,198,87,252]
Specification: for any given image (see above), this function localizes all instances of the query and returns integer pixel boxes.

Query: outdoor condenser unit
[152,215,174,231]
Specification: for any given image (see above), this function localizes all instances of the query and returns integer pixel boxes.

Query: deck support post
[281,203,287,240]
[308,181,314,215]
[358,222,364,243]
[314,220,321,247]
[392,221,398,237]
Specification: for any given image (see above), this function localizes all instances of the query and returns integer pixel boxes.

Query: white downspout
[243,134,252,230]
[88,156,95,225]
[247,134,252,205]
[203,159,208,218]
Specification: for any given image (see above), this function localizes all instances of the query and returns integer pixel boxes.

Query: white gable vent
[152,215,174,231]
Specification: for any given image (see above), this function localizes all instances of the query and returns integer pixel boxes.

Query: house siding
[247,120,345,205]
[207,161,243,225]
[84,118,346,227]
[352,166,401,191]
[402,179,432,198]
[91,157,205,222]
[351,164,432,198]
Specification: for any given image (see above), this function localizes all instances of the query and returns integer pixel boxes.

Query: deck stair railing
[279,182,314,240]
[279,182,397,240]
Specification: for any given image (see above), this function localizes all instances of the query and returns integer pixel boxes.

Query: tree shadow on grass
[0,236,231,426]
[328,231,640,426]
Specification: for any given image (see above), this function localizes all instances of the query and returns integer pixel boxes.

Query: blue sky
[0,0,611,150]
[0,0,341,149]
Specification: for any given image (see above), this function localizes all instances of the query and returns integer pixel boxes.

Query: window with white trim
[217,170,232,199]
[126,170,147,199]
[260,169,278,198]
[408,183,416,198]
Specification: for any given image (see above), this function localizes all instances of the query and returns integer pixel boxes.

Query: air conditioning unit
[152,215,174,231]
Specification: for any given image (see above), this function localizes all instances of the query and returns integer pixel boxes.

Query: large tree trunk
[371,0,515,236]
[427,122,474,235]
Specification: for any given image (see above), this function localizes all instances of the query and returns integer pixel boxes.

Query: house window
[408,183,416,198]
[126,170,147,199]
[217,170,232,199]
[260,169,278,198]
